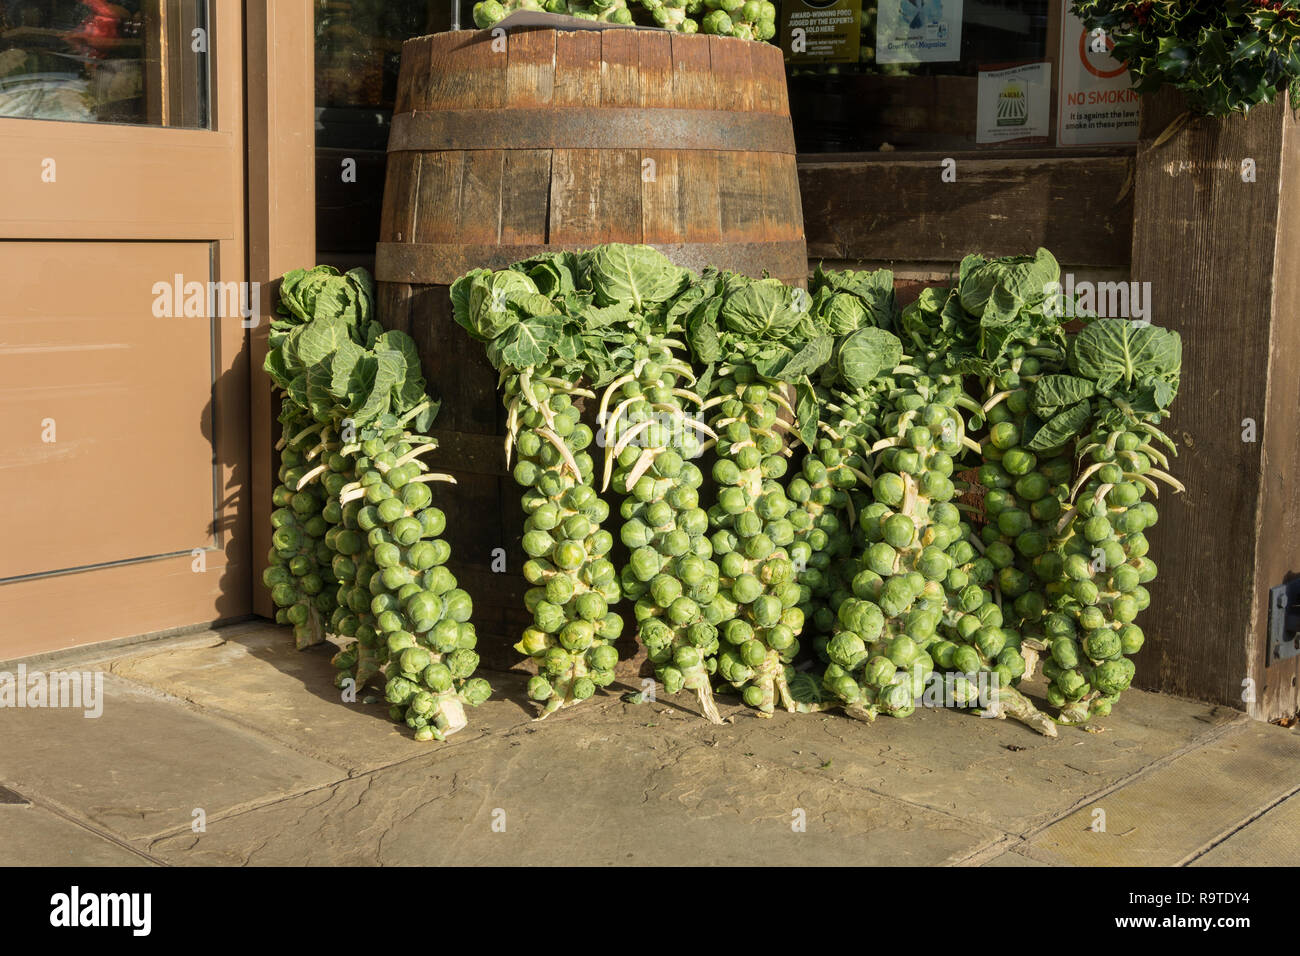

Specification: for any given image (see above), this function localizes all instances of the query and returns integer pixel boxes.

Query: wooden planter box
[1131,88,1300,722]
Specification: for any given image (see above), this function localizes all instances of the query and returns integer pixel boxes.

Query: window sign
[976,61,1050,144]
[875,0,963,64]
[1056,2,1139,146]
[781,0,863,64]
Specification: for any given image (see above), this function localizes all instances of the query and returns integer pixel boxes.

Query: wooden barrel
[375,27,808,668]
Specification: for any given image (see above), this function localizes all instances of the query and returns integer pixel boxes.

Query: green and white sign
[976,62,1050,144]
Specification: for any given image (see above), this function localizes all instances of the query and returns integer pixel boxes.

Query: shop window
[310,1,1136,267]
[315,0,466,267]
[780,0,1139,153]
[0,0,209,127]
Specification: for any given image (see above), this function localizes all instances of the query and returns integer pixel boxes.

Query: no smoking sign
[1080,27,1127,79]
[1057,4,1139,146]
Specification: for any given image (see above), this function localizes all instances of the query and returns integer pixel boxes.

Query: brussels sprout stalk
[263,264,491,739]
[331,427,490,736]
[821,363,1057,736]
[507,369,623,719]
[265,408,338,651]
[604,337,723,723]
[1042,412,1175,726]
[706,368,806,717]
[787,387,876,650]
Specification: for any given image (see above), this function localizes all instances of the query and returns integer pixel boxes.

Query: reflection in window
[0,0,209,127]
[315,0,453,267]
[784,0,1052,152]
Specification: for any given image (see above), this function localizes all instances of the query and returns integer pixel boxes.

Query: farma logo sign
[997,81,1028,126]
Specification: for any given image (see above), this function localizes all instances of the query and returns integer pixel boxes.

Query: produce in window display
[470,0,777,38]
[697,0,777,40]
[635,0,700,32]
[473,0,636,27]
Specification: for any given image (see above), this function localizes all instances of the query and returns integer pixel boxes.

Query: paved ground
[2,621,1297,866]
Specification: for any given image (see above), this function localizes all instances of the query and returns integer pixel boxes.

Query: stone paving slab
[149,699,1002,866]
[1024,722,1300,866]
[8,623,1299,867]
[615,682,1243,835]
[109,624,546,775]
[1189,790,1300,866]
[0,674,343,843]
[0,805,153,866]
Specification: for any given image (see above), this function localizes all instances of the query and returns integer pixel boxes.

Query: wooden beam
[797,151,1135,267]
[244,1,316,619]
[1131,88,1300,722]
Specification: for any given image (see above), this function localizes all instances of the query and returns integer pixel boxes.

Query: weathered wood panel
[1131,88,1300,722]
[798,152,1135,268]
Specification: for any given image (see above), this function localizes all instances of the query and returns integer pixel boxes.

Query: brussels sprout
[1092,658,1135,696]
[827,632,868,669]
[528,675,554,701]
[384,676,418,705]
[444,648,479,680]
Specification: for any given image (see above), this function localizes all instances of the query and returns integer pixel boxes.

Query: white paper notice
[1056,3,1139,146]
[875,0,963,64]
[976,62,1050,144]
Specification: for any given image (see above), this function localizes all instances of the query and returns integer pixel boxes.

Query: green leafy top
[958,248,1059,327]
[1068,318,1182,411]
[1017,320,1181,451]
[899,285,969,358]
[452,244,690,388]
[680,271,829,381]
[1072,0,1300,117]
[897,250,1071,388]
[588,243,690,311]
[811,263,899,334]
[837,327,905,390]
[265,266,436,436]
[278,264,375,327]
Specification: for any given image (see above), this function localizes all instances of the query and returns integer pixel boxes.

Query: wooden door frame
[244,1,317,619]
[0,1,250,658]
